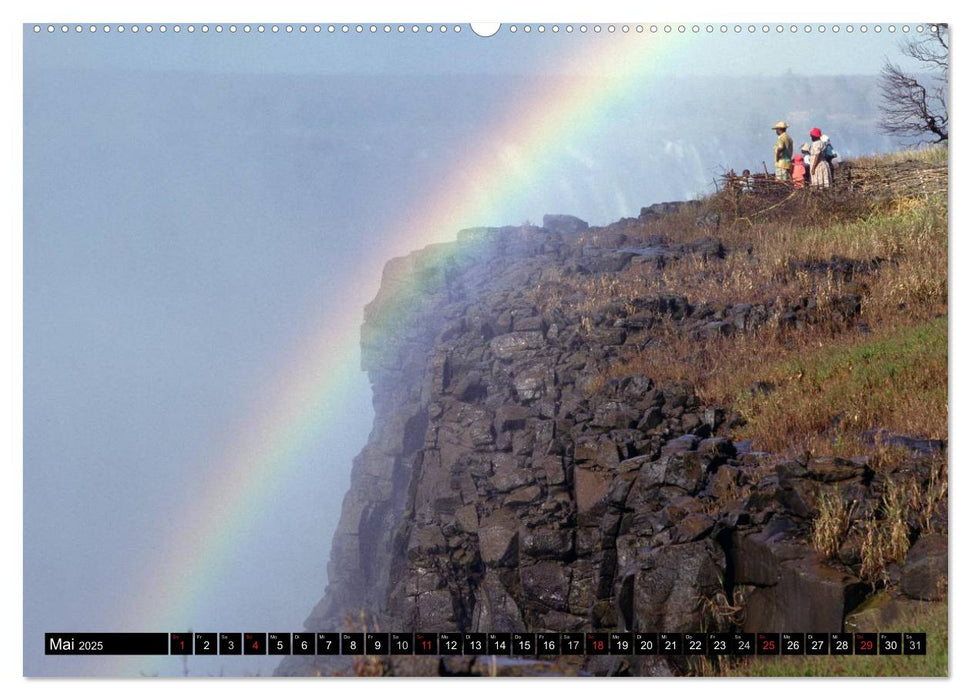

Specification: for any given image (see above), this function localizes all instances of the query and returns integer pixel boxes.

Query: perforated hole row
[30,23,935,36]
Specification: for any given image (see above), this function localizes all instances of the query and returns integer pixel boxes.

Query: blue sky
[7,0,966,694]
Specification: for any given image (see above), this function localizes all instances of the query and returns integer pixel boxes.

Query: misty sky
[23,21,933,677]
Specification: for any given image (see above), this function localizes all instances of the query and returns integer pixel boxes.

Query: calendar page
[22,9,949,682]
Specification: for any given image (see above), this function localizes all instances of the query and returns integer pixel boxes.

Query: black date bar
[46,633,169,655]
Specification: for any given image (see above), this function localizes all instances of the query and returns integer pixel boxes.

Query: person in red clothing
[809,127,833,188]
[791,153,806,189]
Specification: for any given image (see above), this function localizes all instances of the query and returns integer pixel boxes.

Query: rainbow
[111,26,690,675]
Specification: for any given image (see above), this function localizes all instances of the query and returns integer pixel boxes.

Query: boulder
[580,252,634,273]
[743,556,868,633]
[708,465,741,502]
[473,571,527,632]
[673,513,715,543]
[540,455,566,486]
[469,418,495,447]
[731,522,807,586]
[521,527,574,559]
[512,314,547,333]
[455,504,479,534]
[478,511,520,567]
[591,400,640,430]
[417,588,456,628]
[844,590,936,631]
[504,484,543,507]
[407,527,447,562]
[574,436,620,468]
[807,455,871,483]
[661,434,700,457]
[697,436,736,467]
[542,214,588,236]
[513,366,548,401]
[490,454,535,494]
[534,609,587,633]
[495,405,531,432]
[489,331,546,360]
[624,539,725,632]
[900,533,947,601]
[659,452,706,494]
[574,467,613,520]
[638,452,706,494]
[521,560,572,609]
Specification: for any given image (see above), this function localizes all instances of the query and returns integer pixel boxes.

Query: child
[740,169,754,194]
[792,153,806,189]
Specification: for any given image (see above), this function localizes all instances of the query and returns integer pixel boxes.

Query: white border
[6,2,964,700]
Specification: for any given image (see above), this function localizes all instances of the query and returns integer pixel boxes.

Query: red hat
[810,127,822,138]
[793,153,804,163]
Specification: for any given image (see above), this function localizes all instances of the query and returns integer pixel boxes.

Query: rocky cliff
[277,193,947,676]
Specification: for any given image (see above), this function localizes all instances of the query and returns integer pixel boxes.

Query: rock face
[276,210,946,677]
[543,214,589,236]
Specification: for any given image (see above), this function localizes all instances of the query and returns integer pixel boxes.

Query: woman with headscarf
[808,127,832,188]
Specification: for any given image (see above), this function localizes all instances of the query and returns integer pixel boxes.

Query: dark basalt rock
[279,199,947,678]
[807,455,872,483]
[543,213,589,236]
[900,534,948,601]
[743,555,868,633]
[624,539,726,632]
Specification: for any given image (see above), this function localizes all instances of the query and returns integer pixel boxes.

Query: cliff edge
[278,152,948,676]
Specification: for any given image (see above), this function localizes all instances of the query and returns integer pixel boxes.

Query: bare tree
[879,24,948,144]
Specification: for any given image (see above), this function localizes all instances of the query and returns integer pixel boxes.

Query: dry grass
[530,152,948,463]
[909,456,949,534]
[812,490,854,558]
[570,162,947,458]
[811,452,948,587]
[531,163,946,338]
[859,479,914,586]
[601,313,946,457]
[850,144,948,168]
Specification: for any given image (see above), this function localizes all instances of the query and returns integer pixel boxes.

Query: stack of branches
[719,171,791,198]
[711,167,875,228]
[841,159,948,200]
[712,171,801,225]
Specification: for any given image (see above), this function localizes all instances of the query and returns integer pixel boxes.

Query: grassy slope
[719,602,947,677]
[734,317,946,453]
[709,149,947,677]
[540,146,948,677]
[586,147,949,459]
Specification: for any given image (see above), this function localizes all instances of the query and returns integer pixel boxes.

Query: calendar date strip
[46,631,927,656]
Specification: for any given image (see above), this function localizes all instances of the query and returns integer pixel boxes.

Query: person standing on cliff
[809,127,833,188]
[791,153,806,189]
[799,143,812,181]
[772,121,793,181]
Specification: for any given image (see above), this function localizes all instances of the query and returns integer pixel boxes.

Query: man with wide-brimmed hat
[773,121,793,181]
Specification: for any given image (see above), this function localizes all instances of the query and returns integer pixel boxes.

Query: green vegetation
[734,318,946,454]
[852,145,948,167]
[719,602,947,677]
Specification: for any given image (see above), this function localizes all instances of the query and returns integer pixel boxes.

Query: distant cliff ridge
[277,168,947,676]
